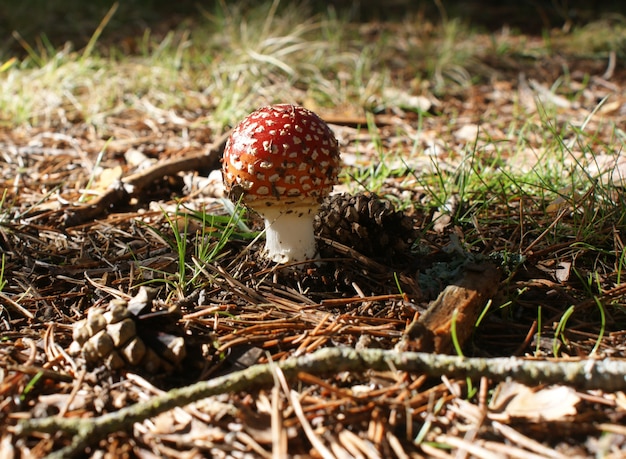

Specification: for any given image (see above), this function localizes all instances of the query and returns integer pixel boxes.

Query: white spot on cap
[232,158,244,170]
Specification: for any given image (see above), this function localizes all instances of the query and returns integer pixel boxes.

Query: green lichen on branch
[17,347,626,459]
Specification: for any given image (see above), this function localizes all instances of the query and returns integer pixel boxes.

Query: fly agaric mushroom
[222,104,341,263]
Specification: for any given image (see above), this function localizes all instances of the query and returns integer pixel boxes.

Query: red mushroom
[222,104,341,263]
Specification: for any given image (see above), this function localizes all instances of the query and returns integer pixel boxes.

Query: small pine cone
[69,289,187,373]
[107,318,137,348]
[314,192,416,259]
[120,337,147,366]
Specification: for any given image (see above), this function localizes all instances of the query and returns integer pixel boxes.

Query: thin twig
[0,291,34,319]
[63,131,230,226]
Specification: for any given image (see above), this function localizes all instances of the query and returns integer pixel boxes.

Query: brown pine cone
[69,288,186,373]
[314,192,416,259]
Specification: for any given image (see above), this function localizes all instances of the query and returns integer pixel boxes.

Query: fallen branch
[62,131,231,227]
[16,347,626,459]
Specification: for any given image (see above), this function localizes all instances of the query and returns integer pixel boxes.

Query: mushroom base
[259,206,318,264]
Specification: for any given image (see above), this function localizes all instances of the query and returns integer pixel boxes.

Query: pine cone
[314,192,416,259]
[69,289,186,373]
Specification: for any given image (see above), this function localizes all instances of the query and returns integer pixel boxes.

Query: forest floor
[1,2,626,458]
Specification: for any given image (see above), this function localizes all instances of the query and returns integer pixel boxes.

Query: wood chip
[403,262,500,353]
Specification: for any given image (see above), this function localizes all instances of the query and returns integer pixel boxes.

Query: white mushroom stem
[257,206,318,263]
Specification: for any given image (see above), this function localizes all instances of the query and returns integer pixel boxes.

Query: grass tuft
[137,202,252,300]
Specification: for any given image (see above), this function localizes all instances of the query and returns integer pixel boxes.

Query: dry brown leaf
[453,124,480,142]
[36,393,92,413]
[382,88,432,113]
[150,408,192,435]
[92,165,124,192]
[490,381,580,422]
[616,391,626,411]
[0,433,15,459]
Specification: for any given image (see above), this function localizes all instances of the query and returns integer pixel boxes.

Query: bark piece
[405,262,500,353]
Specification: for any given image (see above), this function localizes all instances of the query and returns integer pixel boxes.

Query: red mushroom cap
[222,104,340,209]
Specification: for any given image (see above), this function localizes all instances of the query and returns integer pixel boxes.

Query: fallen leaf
[92,165,123,191]
[382,88,432,113]
[454,124,480,142]
[490,381,580,422]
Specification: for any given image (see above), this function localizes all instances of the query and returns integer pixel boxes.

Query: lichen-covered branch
[17,347,626,459]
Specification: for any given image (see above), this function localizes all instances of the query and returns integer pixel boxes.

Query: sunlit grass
[137,202,253,301]
[2,1,625,130]
[0,0,391,130]
[0,0,541,131]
